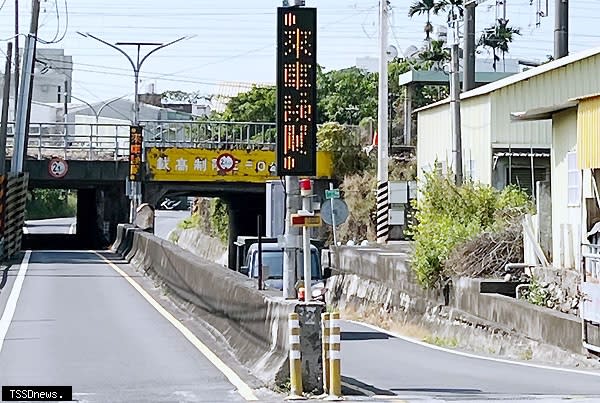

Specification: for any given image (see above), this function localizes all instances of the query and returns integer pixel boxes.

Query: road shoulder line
[92,251,259,401]
[348,320,600,377]
[0,251,31,354]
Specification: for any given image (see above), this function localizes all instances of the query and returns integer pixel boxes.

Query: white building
[417,46,600,270]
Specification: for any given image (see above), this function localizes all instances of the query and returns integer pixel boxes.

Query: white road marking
[0,251,31,354]
[22,226,29,234]
[342,381,374,397]
[92,251,258,401]
[348,320,600,378]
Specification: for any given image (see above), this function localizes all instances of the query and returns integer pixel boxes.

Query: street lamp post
[77,32,187,222]
[68,94,129,149]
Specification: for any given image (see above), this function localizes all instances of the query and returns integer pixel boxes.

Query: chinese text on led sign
[129,126,143,181]
[276,7,317,176]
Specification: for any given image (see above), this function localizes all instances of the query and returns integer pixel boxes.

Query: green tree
[478,18,521,72]
[417,40,450,70]
[161,90,210,104]
[434,0,463,16]
[408,0,447,43]
[221,85,276,122]
[317,66,378,125]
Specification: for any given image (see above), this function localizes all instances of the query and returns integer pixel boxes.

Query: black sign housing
[276,7,317,176]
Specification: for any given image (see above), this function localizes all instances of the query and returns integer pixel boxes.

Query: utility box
[388,180,417,240]
[266,180,285,238]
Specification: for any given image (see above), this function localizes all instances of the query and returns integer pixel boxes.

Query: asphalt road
[154,210,191,240]
[23,217,76,234]
[0,250,267,402]
[340,320,600,401]
[22,211,187,239]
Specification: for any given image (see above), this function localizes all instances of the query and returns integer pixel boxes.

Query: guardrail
[6,122,131,161]
[141,120,277,150]
[5,120,367,161]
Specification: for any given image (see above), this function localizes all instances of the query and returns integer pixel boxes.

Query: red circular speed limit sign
[216,153,236,172]
[48,157,68,178]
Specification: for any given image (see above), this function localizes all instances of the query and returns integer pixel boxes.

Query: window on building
[508,167,548,197]
[567,151,581,206]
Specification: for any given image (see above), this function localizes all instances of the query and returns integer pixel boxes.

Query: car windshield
[252,250,321,280]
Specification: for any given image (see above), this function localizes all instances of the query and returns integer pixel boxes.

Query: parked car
[240,241,326,297]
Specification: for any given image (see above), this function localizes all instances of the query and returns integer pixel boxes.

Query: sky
[0,0,598,105]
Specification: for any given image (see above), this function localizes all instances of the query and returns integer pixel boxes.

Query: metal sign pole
[329,183,338,246]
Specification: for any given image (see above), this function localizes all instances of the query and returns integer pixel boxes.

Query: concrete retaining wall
[327,244,445,316]
[170,228,228,266]
[111,224,323,391]
[452,277,583,353]
[328,244,585,355]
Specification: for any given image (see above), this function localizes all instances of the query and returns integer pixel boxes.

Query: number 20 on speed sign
[48,157,68,178]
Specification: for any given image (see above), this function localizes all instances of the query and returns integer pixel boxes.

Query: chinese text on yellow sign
[146,147,333,182]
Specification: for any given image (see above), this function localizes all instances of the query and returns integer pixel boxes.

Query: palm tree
[478,18,521,72]
[418,40,450,70]
[434,0,464,17]
[408,0,441,43]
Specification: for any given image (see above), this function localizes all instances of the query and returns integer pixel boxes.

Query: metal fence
[6,122,131,161]
[141,120,277,150]
[5,120,367,161]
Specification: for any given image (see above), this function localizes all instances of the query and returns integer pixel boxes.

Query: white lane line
[92,251,258,401]
[348,320,600,377]
[0,251,31,354]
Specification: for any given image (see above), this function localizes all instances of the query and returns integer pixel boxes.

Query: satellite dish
[386,45,398,61]
[404,45,419,59]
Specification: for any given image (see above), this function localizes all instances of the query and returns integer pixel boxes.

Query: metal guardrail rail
[5,120,366,161]
[6,122,131,161]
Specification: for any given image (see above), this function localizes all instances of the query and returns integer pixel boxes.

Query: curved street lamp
[75,32,190,222]
[68,94,130,148]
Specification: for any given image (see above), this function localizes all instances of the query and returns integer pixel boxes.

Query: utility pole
[12,0,40,173]
[78,32,187,222]
[281,0,303,299]
[554,0,568,59]
[63,79,68,143]
[376,0,390,245]
[14,0,19,122]
[449,8,463,185]
[1,43,13,176]
[463,2,477,92]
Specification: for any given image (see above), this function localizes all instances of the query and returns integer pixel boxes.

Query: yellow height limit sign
[291,213,322,228]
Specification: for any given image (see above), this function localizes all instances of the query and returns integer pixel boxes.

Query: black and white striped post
[376,0,390,245]
[376,181,389,243]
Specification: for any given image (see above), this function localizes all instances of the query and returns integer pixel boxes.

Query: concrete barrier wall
[112,225,323,390]
[329,245,444,315]
[329,245,584,355]
[452,277,583,353]
[129,231,295,383]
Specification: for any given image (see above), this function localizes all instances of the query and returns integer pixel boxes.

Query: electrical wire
[37,0,68,45]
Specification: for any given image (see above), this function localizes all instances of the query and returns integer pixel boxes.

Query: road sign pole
[302,193,311,302]
[329,183,338,246]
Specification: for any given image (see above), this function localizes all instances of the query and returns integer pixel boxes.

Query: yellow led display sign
[276,7,317,176]
[129,126,143,181]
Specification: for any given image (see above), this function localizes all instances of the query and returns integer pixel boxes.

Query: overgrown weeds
[408,169,532,289]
